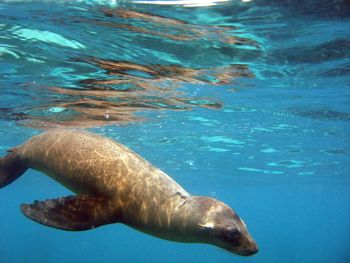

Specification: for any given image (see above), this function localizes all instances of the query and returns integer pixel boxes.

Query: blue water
[1,0,350,262]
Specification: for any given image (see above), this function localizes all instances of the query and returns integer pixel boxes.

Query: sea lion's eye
[224,229,239,242]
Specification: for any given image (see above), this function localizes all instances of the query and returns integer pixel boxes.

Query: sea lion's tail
[0,151,28,188]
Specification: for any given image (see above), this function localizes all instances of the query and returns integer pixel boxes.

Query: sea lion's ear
[198,222,215,229]
[20,195,116,231]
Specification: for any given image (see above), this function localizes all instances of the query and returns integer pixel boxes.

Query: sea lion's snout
[243,245,259,256]
[234,224,258,256]
[221,225,258,256]
[236,237,258,256]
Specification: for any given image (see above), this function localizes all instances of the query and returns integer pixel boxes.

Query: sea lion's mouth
[227,243,258,256]
[236,246,259,256]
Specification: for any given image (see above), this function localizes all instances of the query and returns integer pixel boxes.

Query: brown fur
[0,129,258,256]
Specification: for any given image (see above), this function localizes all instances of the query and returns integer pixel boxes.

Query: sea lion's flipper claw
[20,195,116,231]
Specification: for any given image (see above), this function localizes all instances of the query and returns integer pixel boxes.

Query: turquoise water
[1,0,350,262]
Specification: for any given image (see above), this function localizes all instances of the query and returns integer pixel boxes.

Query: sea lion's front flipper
[20,195,117,231]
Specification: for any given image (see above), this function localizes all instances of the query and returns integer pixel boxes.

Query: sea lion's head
[187,196,258,256]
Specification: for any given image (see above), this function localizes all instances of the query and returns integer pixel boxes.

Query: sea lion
[0,129,258,256]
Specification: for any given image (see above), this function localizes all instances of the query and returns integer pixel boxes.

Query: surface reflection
[11,57,252,128]
[100,9,260,48]
[84,57,253,86]
[1,8,257,128]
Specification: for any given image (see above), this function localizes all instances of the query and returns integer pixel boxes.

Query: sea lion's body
[12,130,190,239]
[0,129,258,255]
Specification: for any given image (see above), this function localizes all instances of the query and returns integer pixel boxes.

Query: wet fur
[0,129,258,255]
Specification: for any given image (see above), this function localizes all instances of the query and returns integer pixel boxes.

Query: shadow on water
[0,8,257,128]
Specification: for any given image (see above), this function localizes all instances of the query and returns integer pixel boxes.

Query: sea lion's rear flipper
[20,195,117,231]
[0,151,28,189]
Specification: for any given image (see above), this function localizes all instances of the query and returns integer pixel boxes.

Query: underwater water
[0,0,350,262]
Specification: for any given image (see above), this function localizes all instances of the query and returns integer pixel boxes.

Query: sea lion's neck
[119,192,205,243]
[117,168,190,226]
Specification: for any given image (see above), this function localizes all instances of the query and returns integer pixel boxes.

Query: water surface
[0,1,349,262]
